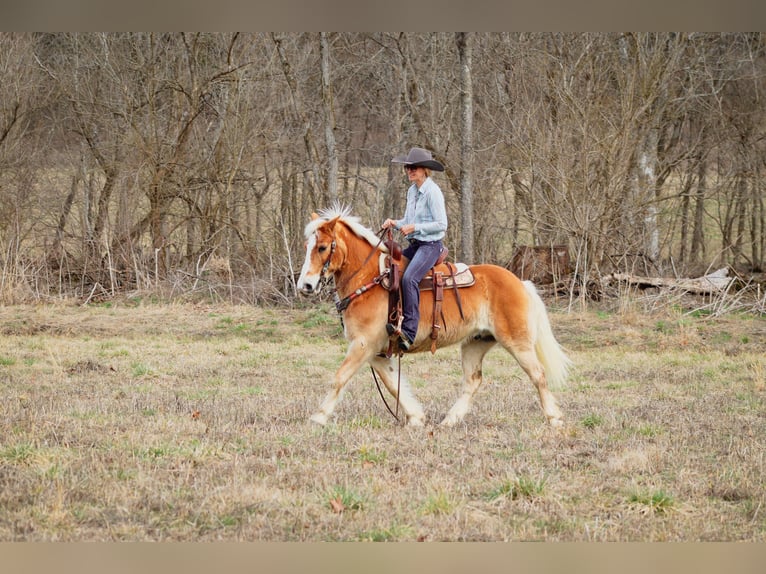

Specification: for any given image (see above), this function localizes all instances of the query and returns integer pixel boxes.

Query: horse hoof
[407,416,425,427]
[310,412,328,426]
[549,417,564,429]
[439,415,458,427]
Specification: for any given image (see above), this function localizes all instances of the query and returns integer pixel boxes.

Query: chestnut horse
[297,205,570,428]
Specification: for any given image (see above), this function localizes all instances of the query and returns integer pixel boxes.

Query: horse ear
[326,216,340,231]
[310,212,319,220]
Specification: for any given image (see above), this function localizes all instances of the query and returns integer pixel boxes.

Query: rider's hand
[382,219,397,230]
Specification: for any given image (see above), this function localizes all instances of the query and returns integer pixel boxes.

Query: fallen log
[607,267,734,294]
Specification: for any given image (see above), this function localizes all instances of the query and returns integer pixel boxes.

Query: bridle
[319,239,337,281]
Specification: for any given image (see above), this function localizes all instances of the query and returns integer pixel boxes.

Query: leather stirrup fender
[387,258,401,292]
[430,272,444,354]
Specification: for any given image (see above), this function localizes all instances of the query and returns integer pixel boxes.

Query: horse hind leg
[369,355,425,426]
[441,338,496,426]
[502,341,564,428]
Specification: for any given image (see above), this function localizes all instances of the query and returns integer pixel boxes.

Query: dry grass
[0,297,764,541]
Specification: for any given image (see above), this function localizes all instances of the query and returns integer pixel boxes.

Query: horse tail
[523,280,571,389]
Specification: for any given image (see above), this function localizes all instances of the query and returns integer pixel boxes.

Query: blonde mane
[304,204,387,252]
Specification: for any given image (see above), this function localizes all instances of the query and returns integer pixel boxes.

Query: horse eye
[317,245,327,254]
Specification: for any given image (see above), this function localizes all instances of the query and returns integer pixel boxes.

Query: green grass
[357,446,387,465]
[628,490,675,514]
[486,475,547,501]
[300,309,336,329]
[346,415,384,429]
[131,362,152,377]
[357,523,414,541]
[637,424,662,438]
[420,491,456,515]
[581,413,603,429]
[1,443,35,463]
[327,486,365,512]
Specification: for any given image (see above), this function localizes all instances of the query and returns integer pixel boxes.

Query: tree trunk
[691,154,707,265]
[638,127,661,264]
[457,32,475,264]
[320,32,338,204]
[678,171,694,265]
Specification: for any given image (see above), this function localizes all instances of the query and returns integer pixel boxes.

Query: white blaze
[298,233,321,293]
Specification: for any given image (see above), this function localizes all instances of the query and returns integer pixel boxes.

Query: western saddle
[382,235,474,355]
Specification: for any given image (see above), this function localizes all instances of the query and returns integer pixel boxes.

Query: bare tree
[320,32,338,204]
[457,32,475,263]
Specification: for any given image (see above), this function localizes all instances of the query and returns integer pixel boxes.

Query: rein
[335,276,385,313]
[370,357,402,422]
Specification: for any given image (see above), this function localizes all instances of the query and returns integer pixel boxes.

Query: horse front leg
[369,355,425,426]
[310,337,374,425]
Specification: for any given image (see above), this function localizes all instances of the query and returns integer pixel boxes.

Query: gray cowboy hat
[391,147,445,171]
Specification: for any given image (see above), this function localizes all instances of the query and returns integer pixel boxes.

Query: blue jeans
[400,239,443,342]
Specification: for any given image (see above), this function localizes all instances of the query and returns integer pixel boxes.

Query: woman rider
[382,147,447,350]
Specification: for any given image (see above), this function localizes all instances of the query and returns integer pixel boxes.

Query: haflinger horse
[297,205,571,428]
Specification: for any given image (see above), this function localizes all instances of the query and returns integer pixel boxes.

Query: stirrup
[397,333,413,351]
[386,323,400,337]
[386,314,404,337]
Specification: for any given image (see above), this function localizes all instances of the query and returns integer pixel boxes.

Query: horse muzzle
[299,276,322,295]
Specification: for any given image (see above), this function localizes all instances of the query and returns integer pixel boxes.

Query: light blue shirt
[395,177,447,242]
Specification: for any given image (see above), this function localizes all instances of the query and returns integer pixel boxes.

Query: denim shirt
[395,177,447,242]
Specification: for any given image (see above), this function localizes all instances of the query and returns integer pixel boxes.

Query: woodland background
[1,32,764,305]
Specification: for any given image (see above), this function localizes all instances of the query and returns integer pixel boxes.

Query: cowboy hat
[391,147,445,171]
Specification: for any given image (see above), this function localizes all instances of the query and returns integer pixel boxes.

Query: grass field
[0,297,764,541]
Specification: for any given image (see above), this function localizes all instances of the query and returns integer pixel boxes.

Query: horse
[297,205,571,428]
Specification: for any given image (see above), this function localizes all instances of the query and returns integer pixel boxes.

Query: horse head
[297,214,341,294]
[297,205,392,296]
